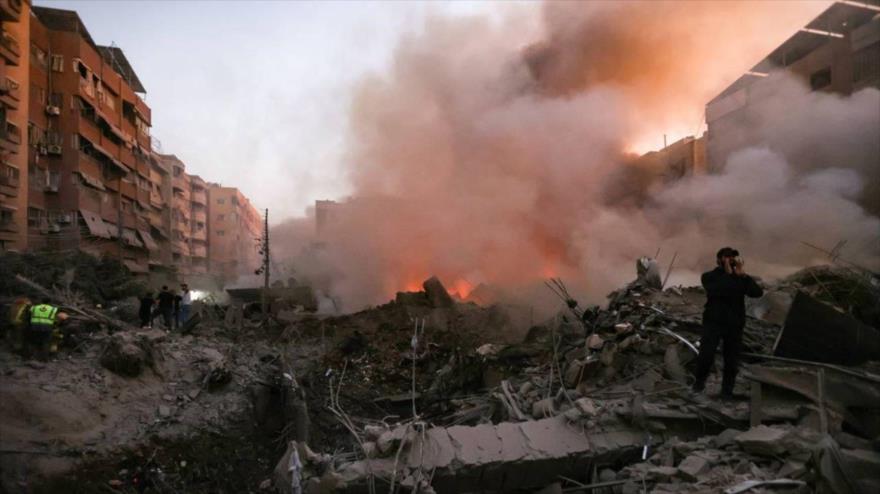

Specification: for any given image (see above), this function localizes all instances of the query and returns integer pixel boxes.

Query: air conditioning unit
[44,184,59,193]
[48,224,61,233]
[57,213,72,224]
[38,146,48,155]
[45,105,61,116]
[47,145,62,155]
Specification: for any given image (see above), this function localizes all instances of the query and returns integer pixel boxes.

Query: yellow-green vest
[30,304,58,327]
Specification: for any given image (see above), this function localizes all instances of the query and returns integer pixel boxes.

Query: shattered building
[706,0,880,172]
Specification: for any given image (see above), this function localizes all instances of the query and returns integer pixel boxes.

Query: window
[217,198,225,204]
[853,42,880,84]
[50,54,64,73]
[31,84,46,105]
[49,92,63,108]
[27,207,44,228]
[76,60,88,79]
[216,230,225,236]
[30,43,48,70]
[217,214,224,220]
[810,68,831,91]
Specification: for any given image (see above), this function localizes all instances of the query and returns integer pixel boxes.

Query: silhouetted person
[153,286,175,331]
[139,292,154,328]
[693,247,763,398]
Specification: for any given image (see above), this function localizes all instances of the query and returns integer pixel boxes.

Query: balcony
[191,244,207,258]
[120,180,137,199]
[172,174,188,192]
[0,120,21,153]
[119,145,135,169]
[77,115,103,145]
[0,216,19,233]
[192,210,207,223]
[191,228,207,242]
[0,0,23,23]
[0,76,20,110]
[172,239,189,255]
[0,29,19,66]
[191,190,207,205]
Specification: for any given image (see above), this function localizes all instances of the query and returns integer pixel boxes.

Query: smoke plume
[274,1,879,312]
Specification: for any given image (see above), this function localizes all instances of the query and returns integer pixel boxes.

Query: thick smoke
[274,1,879,312]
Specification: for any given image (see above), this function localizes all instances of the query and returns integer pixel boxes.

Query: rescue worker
[26,298,59,361]
[693,247,763,398]
[7,297,31,353]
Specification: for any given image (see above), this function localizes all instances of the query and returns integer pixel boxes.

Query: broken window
[30,43,48,70]
[810,68,831,91]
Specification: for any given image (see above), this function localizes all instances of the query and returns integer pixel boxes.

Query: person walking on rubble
[692,247,763,399]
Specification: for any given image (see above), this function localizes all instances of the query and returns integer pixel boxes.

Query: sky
[36,0,521,223]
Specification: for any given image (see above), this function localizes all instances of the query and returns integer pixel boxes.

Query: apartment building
[189,174,208,274]
[207,185,261,282]
[0,0,28,252]
[160,153,192,275]
[706,1,880,171]
[8,5,155,272]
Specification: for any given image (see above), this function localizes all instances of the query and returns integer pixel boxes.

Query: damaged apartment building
[636,0,880,185]
[0,2,261,283]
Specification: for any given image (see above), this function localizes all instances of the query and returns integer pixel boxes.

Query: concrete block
[677,454,709,481]
[735,425,789,456]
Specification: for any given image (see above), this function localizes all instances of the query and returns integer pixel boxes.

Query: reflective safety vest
[30,304,58,327]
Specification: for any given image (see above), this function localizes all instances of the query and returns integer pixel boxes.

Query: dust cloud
[272,1,878,312]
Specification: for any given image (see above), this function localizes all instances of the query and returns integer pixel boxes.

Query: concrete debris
[2,263,878,492]
[422,276,455,308]
[776,291,880,365]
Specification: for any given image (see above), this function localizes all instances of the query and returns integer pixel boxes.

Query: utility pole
[257,208,270,324]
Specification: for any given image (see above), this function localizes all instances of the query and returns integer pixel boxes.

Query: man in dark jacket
[693,247,764,398]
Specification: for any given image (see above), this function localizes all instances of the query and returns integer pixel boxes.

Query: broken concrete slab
[332,416,650,493]
[776,292,880,365]
[734,425,789,456]
[677,454,709,481]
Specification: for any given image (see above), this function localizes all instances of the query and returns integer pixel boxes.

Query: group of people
[138,283,193,331]
[6,297,67,361]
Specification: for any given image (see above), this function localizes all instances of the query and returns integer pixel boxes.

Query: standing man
[693,247,763,398]
[26,298,59,361]
[178,284,192,327]
[139,292,155,328]
[153,286,175,331]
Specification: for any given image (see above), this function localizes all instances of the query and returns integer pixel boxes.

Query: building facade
[0,4,262,286]
[706,1,880,171]
[0,0,28,252]
[207,186,261,282]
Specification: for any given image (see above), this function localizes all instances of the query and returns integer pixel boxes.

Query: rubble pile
[2,260,879,493]
[271,265,880,493]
